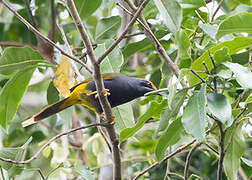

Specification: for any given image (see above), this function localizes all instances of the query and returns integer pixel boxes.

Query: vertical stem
[65,0,122,179]
[217,121,225,180]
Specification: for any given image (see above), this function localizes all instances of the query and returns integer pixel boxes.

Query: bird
[22,73,157,127]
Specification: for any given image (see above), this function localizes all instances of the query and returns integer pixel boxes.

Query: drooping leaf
[155,117,183,161]
[0,137,32,177]
[216,12,252,39]
[53,55,76,98]
[95,16,121,43]
[223,62,252,89]
[175,29,190,59]
[188,37,252,86]
[224,125,246,180]
[0,46,51,75]
[120,100,167,143]
[198,23,218,40]
[0,67,35,130]
[153,0,182,33]
[182,84,206,142]
[113,103,135,133]
[157,88,188,133]
[207,93,233,126]
[74,0,102,20]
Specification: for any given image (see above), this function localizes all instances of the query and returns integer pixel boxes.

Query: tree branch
[133,140,197,180]
[65,0,132,178]
[184,142,202,180]
[120,1,186,88]
[133,125,217,179]
[0,0,92,74]
[0,123,108,165]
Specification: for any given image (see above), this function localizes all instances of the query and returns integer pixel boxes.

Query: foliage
[0,0,251,179]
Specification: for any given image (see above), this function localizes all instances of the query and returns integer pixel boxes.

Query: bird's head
[136,79,157,95]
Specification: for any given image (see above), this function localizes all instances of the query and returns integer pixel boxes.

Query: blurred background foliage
[0,0,251,179]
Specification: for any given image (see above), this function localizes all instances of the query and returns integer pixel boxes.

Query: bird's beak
[147,80,157,90]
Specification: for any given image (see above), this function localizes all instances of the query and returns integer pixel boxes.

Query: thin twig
[124,32,145,38]
[97,0,150,64]
[224,105,248,153]
[23,0,39,29]
[37,168,46,180]
[205,143,218,155]
[184,142,202,180]
[0,123,108,164]
[234,90,247,109]
[202,61,210,74]
[190,69,215,91]
[208,51,217,92]
[0,0,92,74]
[211,0,224,21]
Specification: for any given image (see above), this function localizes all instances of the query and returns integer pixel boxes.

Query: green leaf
[47,81,59,105]
[224,125,245,180]
[182,84,206,142]
[120,100,167,143]
[213,47,232,64]
[175,29,190,59]
[157,88,188,133]
[95,16,121,43]
[0,137,32,177]
[0,46,49,75]
[0,67,35,130]
[179,0,206,16]
[155,118,183,161]
[223,62,252,89]
[207,93,233,126]
[74,0,102,20]
[216,12,252,39]
[153,0,182,33]
[95,41,124,73]
[188,37,252,86]
[241,157,252,167]
[113,103,135,133]
[198,23,218,40]
[73,166,95,180]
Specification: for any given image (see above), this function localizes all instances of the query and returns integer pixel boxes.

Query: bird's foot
[87,89,110,98]
[94,89,110,98]
[100,113,116,125]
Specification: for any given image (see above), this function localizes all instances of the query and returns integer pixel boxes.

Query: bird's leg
[86,89,111,98]
[100,113,116,124]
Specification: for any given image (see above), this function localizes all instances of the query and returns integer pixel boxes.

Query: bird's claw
[87,89,110,98]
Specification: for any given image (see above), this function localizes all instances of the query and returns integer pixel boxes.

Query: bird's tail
[22,97,73,127]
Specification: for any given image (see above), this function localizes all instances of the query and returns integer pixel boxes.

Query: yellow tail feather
[22,97,73,127]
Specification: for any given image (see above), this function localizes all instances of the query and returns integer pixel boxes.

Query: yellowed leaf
[53,56,76,97]
[42,145,51,158]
